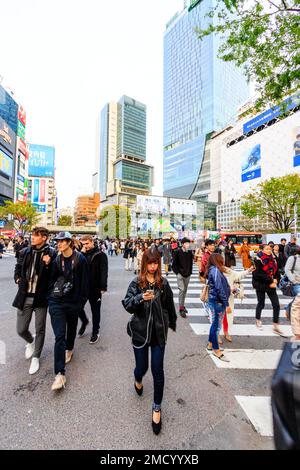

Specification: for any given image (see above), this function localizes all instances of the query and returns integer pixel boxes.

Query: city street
[0,253,292,450]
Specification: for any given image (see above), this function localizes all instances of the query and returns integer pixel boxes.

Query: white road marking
[235,396,273,437]
[186,308,286,318]
[190,323,292,337]
[209,349,282,370]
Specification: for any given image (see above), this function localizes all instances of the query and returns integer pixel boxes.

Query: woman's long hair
[205,253,226,278]
[138,248,163,290]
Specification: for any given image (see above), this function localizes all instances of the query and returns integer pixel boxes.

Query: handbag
[279,256,297,297]
[200,283,209,302]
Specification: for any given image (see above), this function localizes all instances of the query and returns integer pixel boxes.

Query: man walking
[78,235,108,343]
[48,232,89,391]
[200,239,216,279]
[172,237,193,318]
[13,227,56,375]
[284,236,299,260]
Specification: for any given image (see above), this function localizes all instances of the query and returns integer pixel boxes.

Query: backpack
[279,256,297,297]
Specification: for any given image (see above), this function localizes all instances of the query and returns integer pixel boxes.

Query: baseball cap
[54,231,73,241]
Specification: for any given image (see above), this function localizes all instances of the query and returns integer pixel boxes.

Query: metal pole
[294,204,298,238]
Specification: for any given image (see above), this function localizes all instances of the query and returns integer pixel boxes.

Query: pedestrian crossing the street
[164,264,292,440]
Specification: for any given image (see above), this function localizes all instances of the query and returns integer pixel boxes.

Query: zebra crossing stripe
[174,297,281,305]
[235,396,273,437]
[209,349,282,370]
[190,323,292,337]
[186,308,286,318]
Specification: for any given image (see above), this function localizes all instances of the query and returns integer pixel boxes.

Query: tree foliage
[57,215,73,226]
[240,174,300,232]
[0,201,41,234]
[98,205,131,239]
[196,0,300,112]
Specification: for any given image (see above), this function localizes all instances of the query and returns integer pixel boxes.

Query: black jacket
[122,277,177,348]
[48,251,89,305]
[13,245,56,310]
[252,257,277,292]
[172,248,193,278]
[84,247,108,298]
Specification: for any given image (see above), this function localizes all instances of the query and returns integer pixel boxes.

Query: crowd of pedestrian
[10,227,300,435]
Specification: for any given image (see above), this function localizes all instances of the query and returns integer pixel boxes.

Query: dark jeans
[16,297,47,358]
[79,296,101,335]
[49,301,80,375]
[134,345,165,410]
[256,290,280,324]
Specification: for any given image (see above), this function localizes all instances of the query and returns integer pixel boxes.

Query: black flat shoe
[134,382,143,396]
[152,410,162,435]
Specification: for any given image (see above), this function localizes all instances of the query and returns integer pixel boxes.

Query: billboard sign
[18,137,27,156]
[18,106,26,126]
[33,203,46,213]
[293,127,300,168]
[0,85,18,133]
[28,144,55,177]
[17,120,25,140]
[243,92,300,134]
[241,144,261,183]
[0,148,13,177]
[0,116,16,155]
[136,195,168,216]
[170,198,197,215]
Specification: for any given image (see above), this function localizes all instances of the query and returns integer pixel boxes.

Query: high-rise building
[74,193,100,226]
[99,96,153,203]
[27,144,57,226]
[163,0,249,199]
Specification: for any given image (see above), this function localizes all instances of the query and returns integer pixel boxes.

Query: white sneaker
[25,338,35,360]
[29,357,40,375]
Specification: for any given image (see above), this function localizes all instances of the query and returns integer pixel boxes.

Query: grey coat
[160,244,172,264]
[285,254,300,284]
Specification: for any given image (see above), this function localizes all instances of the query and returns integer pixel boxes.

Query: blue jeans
[133,345,165,411]
[208,301,226,350]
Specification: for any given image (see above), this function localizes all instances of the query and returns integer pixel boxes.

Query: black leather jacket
[122,277,177,348]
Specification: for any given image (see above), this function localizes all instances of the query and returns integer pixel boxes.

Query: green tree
[98,205,131,239]
[196,0,300,112]
[57,215,73,226]
[240,174,300,232]
[0,201,41,235]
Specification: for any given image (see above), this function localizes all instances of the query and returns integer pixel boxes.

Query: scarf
[26,244,49,292]
[258,252,278,279]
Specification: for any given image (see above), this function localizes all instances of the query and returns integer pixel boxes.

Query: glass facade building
[163,0,249,199]
[117,96,146,160]
[99,96,152,202]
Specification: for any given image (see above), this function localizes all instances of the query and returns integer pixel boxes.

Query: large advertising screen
[0,85,18,133]
[136,195,168,216]
[241,144,261,183]
[170,198,197,215]
[28,144,55,177]
[0,148,13,177]
[293,127,300,168]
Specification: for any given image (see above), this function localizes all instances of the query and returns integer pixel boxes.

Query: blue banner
[243,92,300,134]
[241,144,261,183]
[293,128,300,168]
[28,144,55,177]
[33,179,40,203]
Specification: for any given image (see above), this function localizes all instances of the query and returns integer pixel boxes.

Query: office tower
[163,0,249,199]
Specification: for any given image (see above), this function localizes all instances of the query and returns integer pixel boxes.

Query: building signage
[18,137,27,156]
[243,92,300,134]
[33,203,46,213]
[17,120,25,140]
[28,144,55,178]
[241,144,261,183]
[188,0,202,11]
[18,106,26,126]
[293,127,300,168]
[170,198,197,215]
[0,116,16,155]
[136,195,168,215]
[0,85,18,133]
[0,148,13,177]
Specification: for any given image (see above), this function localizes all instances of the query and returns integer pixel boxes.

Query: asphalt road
[0,254,275,450]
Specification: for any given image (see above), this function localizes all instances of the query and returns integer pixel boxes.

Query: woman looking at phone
[122,249,177,435]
